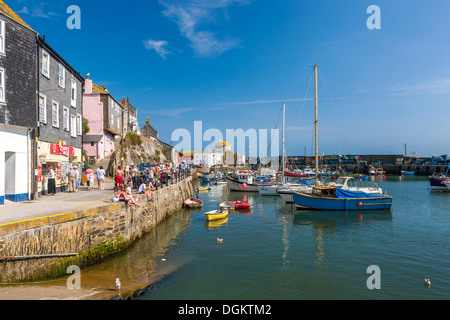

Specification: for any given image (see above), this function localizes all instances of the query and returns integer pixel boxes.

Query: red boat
[284,171,309,178]
[228,201,251,209]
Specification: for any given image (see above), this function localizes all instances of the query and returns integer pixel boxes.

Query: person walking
[96,166,106,191]
[86,167,94,191]
[47,165,56,195]
[68,166,77,192]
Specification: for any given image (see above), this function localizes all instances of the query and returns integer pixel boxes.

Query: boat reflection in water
[204,217,229,230]
[276,204,393,267]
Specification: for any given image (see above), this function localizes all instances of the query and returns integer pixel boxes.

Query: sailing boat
[259,102,312,197]
[291,65,393,211]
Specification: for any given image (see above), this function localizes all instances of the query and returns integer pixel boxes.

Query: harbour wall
[0,177,195,283]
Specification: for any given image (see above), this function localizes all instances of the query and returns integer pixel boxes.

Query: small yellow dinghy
[204,209,229,221]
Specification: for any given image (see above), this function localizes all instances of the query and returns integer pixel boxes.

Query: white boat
[277,183,312,203]
[258,184,280,196]
[327,176,383,194]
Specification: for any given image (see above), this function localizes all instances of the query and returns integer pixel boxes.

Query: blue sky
[9,0,450,157]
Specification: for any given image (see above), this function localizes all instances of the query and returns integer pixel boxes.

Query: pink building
[82,75,117,161]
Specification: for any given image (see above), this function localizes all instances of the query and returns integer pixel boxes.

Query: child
[86,167,94,191]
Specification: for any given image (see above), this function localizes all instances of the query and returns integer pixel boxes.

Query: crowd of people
[47,162,191,208]
[111,162,192,208]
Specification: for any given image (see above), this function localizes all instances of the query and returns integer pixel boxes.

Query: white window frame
[39,94,47,124]
[71,79,77,108]
[0,68,5,103]
[77,113,82,136]
[63,106,69,131]
[0,19,5,55]
[70,114,77,138]
[110,113,114,128]
[52,100,59,128]
[58,64,66,88]
[42,50,50,78]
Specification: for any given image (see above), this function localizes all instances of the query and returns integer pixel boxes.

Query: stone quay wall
[0,177,195,283]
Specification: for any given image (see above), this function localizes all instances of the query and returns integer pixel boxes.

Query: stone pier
[0,177,195,283]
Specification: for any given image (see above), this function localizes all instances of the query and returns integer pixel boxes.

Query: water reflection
[204,217,229,230]
[276,204,393,268]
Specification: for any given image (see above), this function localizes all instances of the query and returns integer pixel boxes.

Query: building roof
[83,135,103,143]
[0,0,35,31]
[215,141,232,146]
[92,83,110,94]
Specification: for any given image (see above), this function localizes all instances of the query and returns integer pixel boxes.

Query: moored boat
[292,186,393,211]
[291,65,392,211]
[228,201,252,209]
[184,198,203,208]
[204,209,229,221]
[220,201,236,211]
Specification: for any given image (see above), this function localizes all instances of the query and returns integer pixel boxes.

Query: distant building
[140,117,159,140]
[120,97,139,135]
[83,75,118,161]
[0,2,38,204]
[37,36,84,195]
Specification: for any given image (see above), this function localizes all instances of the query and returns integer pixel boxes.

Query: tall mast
[314,65,319,186]
[282,102,286,183]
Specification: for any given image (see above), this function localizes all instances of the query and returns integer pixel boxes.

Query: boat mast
[282,102,286,183]
[314,65,319,186]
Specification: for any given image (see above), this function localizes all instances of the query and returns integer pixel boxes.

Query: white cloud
[143,39,172,59]
[387,78,450,95]
[159,0,249,58]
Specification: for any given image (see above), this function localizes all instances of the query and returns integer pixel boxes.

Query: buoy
[358,202,363,207]
[242,183,247,189]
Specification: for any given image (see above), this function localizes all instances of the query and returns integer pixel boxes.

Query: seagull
[161,258,166,262]
[217,237,224,244]
[424,278,431,286]
[115,278,121,291]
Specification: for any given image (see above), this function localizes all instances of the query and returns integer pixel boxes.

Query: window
[52,101,59,128]
[110,113,114,128]
[58,64,65,88]
[63,106,69,131]
[0,68,4,103]
[70,114,77,138]
[71,79,77,108]
[42,50,50,78]
[0,19,5,55]
[76,113,82,135]
[39,94,47,123]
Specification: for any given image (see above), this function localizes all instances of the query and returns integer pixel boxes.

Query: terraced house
[0,1,38,204]
[36,36,84,195]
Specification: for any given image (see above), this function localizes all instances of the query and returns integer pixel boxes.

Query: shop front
[37,140,82,196]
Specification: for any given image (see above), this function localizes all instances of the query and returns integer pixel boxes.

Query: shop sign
[51,144,75,156]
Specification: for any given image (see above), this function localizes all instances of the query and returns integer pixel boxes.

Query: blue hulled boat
[292,186,392,211]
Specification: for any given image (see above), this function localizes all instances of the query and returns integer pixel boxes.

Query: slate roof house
[0,1,38,204]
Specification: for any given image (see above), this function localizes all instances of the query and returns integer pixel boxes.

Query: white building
[192,141,246,167]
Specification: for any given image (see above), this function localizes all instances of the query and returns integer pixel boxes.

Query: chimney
[85,74,92,94]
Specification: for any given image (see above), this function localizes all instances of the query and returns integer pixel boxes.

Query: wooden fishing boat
[292,186,392,211]
[204,209,229,221]
[220,201,235,210]
[227,201,252,209]
[198,185,211,192]
[292,65,393,211]
[184,198,203,208]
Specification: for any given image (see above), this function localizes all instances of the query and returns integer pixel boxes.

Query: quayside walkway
[0,181,116,227]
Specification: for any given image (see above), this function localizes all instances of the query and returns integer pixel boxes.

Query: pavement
[0,180,116,226]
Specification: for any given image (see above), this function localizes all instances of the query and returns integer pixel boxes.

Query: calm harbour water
[87,175,450,300]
